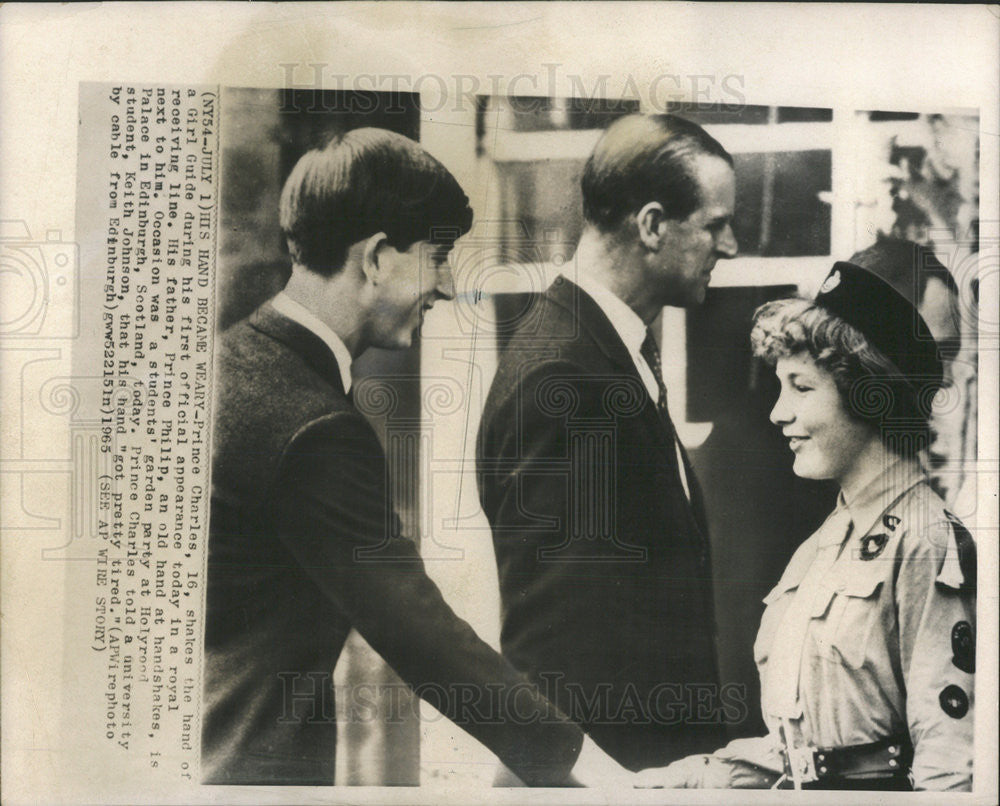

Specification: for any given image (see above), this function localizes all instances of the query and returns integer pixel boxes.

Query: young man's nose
[435,263,456,301]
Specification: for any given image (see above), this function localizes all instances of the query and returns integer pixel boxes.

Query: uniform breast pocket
[814,573,884,669]
[754,582,798,666]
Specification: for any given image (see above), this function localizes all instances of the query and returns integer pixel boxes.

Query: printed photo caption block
[72,82,218,790]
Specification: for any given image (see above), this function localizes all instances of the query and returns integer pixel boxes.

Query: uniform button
[888,746,897,755]
[889,759,898,768]
[817,754,825,761]
[819,766,827,774]
[951,620,975,673]
[940,685,970,719]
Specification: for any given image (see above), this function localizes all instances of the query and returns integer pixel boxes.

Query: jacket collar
[270,291,353,394]
[248,301,350,397]
[547,276,702,516]
[546,275,644,376]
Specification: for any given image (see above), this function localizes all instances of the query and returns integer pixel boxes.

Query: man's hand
[566,737,779,789]
[633,754,779,788]
[565,736,637,788]
[634,755,720,788]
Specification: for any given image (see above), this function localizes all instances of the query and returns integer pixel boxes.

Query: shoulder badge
[951,620,975,673]
[937,510,977,590]
[819,270,841,294]
[859,532,890,560]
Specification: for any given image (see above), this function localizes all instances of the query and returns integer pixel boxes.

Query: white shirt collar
[569,269,649,360]
[271,291,353,394]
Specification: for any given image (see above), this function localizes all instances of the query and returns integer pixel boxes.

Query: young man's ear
[361,232,389,285]
[636,202,666,251]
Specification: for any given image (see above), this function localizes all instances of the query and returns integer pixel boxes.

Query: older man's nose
[716,223,738,258]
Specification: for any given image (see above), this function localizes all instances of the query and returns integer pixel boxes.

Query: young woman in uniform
[656,260,975,791]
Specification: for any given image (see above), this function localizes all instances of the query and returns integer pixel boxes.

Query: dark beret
[814,261,944,392]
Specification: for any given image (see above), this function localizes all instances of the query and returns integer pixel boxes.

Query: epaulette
[936,510,977,591]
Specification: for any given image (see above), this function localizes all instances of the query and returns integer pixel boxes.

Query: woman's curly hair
[751,298,932,453]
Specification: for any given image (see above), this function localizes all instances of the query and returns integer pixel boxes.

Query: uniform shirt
[709,456,975,791]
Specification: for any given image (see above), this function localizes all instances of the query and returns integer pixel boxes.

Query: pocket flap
[762,580,796,606]
[835,568,884,599]
[762,543,816,604]
[821,571,885,669]
[810,584,837,618]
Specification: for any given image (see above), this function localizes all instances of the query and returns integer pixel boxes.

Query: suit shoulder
[491,289,605,382]
[500,289,583,352]
[218,322,344,422]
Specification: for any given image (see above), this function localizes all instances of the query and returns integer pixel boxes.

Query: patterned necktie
[641,327,703,511]
[640,328,671,424]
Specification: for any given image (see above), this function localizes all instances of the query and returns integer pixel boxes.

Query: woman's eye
[793,384,812,393]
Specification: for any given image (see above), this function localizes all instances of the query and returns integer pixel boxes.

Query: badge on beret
[939,685,969,719]
[819,270,841,294]
[859,532,889,560]
[951,621,975,673]
[882,514,900,531]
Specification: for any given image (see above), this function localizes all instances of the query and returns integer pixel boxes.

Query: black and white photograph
[1,3,996,804]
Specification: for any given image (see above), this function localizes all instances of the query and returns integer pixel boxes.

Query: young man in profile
[202,127,643,787]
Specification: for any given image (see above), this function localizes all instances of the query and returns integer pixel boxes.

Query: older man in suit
[202,128,641,787]
[477,114,739,774]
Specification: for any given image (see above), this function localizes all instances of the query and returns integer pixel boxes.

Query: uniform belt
[780,736,913,784]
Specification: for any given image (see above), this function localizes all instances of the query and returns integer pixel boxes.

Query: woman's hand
[634,753,780,788]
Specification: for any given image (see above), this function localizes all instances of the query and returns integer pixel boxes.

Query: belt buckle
[786,745,819,786]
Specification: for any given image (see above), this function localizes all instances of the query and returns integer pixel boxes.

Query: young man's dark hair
[279,127,473,275]
[581,113,734,232]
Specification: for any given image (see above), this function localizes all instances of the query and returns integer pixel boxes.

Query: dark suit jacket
[477,277,724,772]
[203,302,584,785]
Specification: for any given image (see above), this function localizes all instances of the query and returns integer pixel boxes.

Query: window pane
[777,106,832,123]
[733,150,831,257]
[664,103,770,125]
[495,160,583,264]
[478,95,640,135]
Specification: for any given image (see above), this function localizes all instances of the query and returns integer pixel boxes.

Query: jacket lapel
[546,276,640,377]
[547,276,710,542]
[248,301,350,397]
[545,276,669,442]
